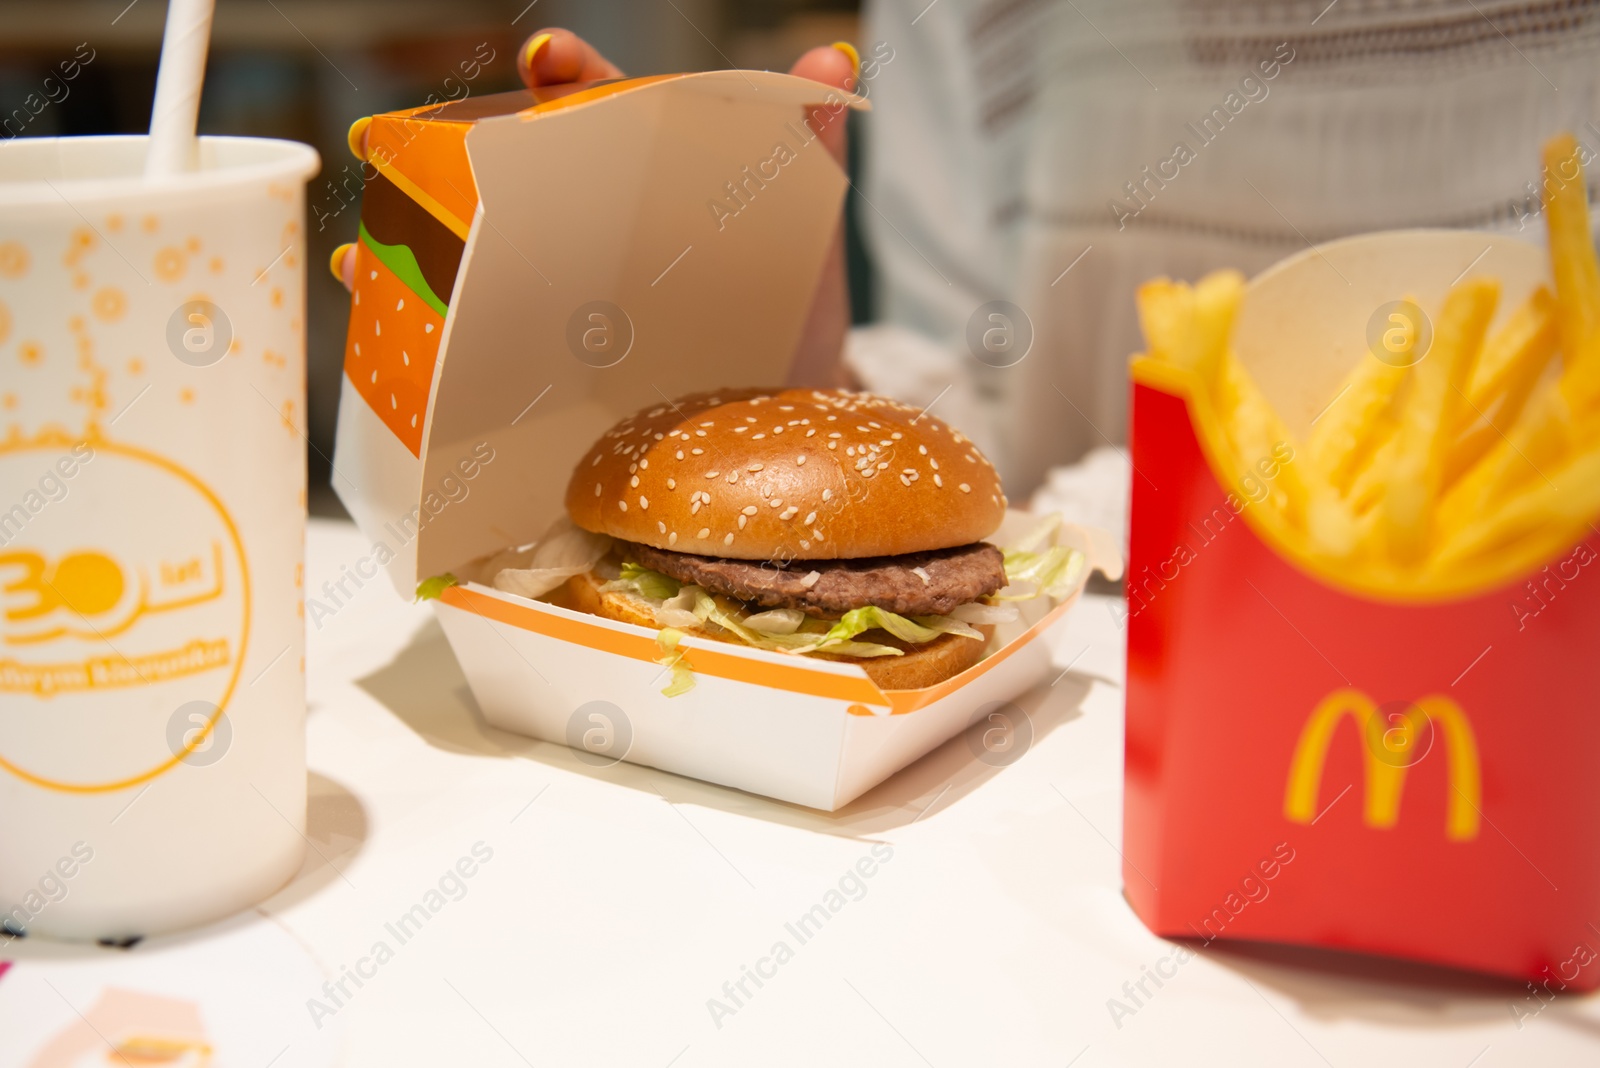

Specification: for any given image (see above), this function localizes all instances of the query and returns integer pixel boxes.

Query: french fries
[1445,285,1559,488]
[1134,132,1600,586]
[1379,277,1499,564]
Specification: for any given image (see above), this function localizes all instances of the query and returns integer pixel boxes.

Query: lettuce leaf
[655,628,695,697]
[997,513,1088,600]
[415,573,459,601]
[1000,544,1086,601]
[605,561,681,601]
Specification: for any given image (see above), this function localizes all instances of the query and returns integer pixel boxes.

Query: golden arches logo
[1284,689,1481,841]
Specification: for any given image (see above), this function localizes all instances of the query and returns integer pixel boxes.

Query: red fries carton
[1123,230,1600,990]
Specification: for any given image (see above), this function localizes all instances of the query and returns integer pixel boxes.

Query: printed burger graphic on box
[332,72,1120,810]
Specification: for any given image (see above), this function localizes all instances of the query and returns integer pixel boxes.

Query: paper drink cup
[0,135,318,939]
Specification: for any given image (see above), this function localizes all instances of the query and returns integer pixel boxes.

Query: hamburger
[503,388,1078,691]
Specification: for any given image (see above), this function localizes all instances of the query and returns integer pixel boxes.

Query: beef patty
[626,541,1007,617]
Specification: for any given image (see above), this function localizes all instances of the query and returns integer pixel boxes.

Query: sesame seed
[877,461,889,470]
[891,432,902,440]
[727,472,739,484]
[780,507,799,520]
[669,532,678,545]
[594,483,602,496]
[805,511,816,524]
[692,448,704,455]
[676,450,685,460]
[934,474,943,487]
[796,456,806,465]
[706,470,720,479]
[667,478,676,489]
[737,515,747,529]
[699,421,714,427]
[746,416,757,423]
[919,445,928,455]
[800,540,811,550]
[658,521,666,533]
[629,463,638,473]
[900,475,911,486]
[827,442,837,450]
[724,533,734,546]
[753,434,766,440]
[770,498,784,508]
[829,432,842,438]
[640,459,649,469]
[822,489,832,501]
[734,426,749,433]
[619,500,628,511]
[779,405,794,411]
[806,428,816,437]
[698,527,710,539]
[691,501,702,514]
[639,496,648,509]
[959,483,971,492]
[930,459,939,470]
[742,506,758,515]
[631,475,640,487]
[593,455,602,466]
[748,463,764,472]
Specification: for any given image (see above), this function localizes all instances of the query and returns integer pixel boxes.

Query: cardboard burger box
[1124,230,1600,988]
[332,72,1121,811]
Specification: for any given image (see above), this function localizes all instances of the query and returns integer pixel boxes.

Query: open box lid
[332,71,867,594]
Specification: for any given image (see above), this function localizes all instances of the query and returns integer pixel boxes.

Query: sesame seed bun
[557,569,993,690]
[564,388,1007,561]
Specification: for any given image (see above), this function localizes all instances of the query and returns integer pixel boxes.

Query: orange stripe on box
[440,585,889,706]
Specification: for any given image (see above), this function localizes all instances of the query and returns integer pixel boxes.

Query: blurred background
[0,0,869,517]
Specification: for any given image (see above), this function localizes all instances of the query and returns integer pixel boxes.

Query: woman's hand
[332,29,859,387]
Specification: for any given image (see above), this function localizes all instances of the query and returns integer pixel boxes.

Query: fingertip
[830,41,860,83]
[790,43,856,92]
[331,243,355,291]
[520,32,554,82]
[346,116,371,162]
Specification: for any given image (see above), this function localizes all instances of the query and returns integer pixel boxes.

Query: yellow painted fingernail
[831,41,860,80]
[330,243,354,283]
[346,116,371,162]
[524,32,553,72]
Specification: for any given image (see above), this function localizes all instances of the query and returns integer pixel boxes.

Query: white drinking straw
[145,0,216,178]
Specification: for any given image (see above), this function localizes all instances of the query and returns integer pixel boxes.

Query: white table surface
[4,517,1598,1067]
